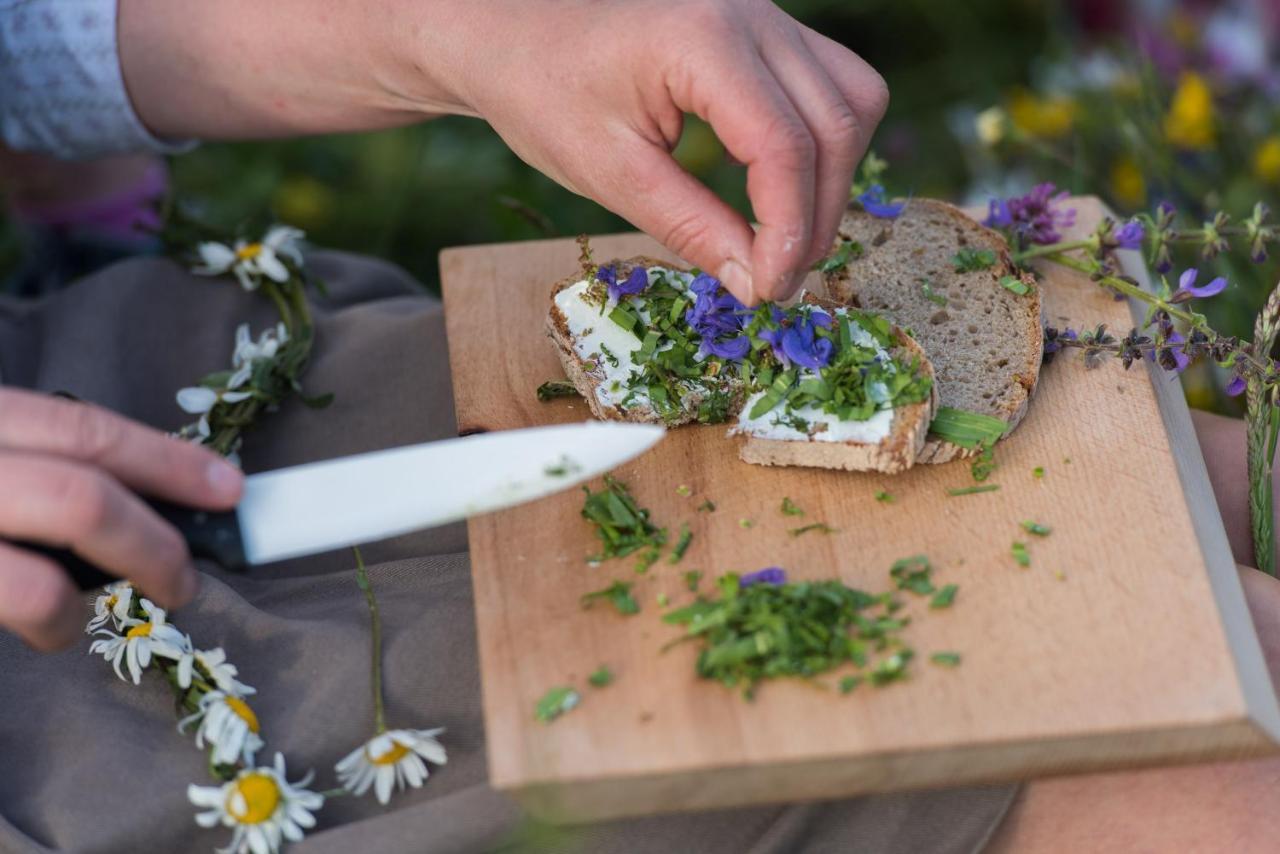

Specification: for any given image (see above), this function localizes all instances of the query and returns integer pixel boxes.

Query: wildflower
[685,274,749,360]
[975,106,1007,146]
[1158,332,1191,374]
[1103,218,1145,251]
[987,183,1076,246]
[1172,268,1227,301]
[193,225,304,292]
[188,753,323,854]
[172,645,256,697]
[229,323,289,389]
[1254,137,1280,184]
[180,690,266,767]
[599,265,648,302]
[856,185,905,219]
[176,386,253,440]
[780,310,834,369]
[1042,326,1077,363]
[740,567,787,587]
[1164,72,1215,150]
[335,728,448,805]
[1109,155,1147,209]
[88,599,186,684]
[85,580,133,634]
[1227,375,1247,396]
[1006,89,1076,139]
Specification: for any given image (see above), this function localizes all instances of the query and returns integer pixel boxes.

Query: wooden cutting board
[439,197,1280,822]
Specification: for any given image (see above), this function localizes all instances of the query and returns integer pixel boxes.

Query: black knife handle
[11,500,248,591]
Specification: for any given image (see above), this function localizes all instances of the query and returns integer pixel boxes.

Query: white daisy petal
[176,387,219,415]
[256,249,289,283]
[195,242,237,273]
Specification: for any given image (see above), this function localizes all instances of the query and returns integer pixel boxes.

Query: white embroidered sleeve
[0,0,196,159]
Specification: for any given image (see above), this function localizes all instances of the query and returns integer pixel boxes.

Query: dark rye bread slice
[546,259,938,474]
[821,199,1042,464]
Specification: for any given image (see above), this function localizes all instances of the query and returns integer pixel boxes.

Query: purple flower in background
[1226,375,1248,397]
[1173,268,1228,300]
[988,183,1077,245]
[1159,331,1191,374]
[686,273,750,360]
[1043,326,1077,355]
[781,310,834,369]
[606,266,649,301]
[1114,219,1145,250]
[856,184,906,219]
[982,198,1013,229]
[740,567,787,587]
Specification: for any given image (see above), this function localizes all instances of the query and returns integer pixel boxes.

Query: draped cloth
[0,252,1017,853]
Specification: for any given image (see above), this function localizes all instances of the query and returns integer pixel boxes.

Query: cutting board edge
[499,714,1280,824]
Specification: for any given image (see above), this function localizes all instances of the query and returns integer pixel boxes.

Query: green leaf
[684,570,704,592]
[1020,521,1051,537]
[814,239,865,273]
[921,279,948,306]
[890,555,934,595]
[536,380,579,402]
[789,522,839,537]
[1011,541,1031,568]
[534,686,580,723]
[581,580,641,615]
[999,274,1032,296]
[948,484,1000,496]
[668,524,693,564]
[930,407,1008,449]
[781,497,805,517]
[930,652,962,667]
[951,248,997,272]
[299,391,335,409]
[588,666,613,688]
[930,584,958,609]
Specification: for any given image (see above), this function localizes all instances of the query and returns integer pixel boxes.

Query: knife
[19,422,665,590]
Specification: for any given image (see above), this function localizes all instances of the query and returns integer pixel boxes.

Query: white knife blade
[235,422,664,564]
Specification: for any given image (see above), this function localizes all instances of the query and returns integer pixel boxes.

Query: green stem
[353,546,387,734]
[1013,239,1094,263]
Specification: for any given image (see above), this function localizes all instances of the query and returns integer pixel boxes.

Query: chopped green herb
[675,484,692,497]
[1032,466,1045,479]
[930,652,962,667]
[663,573,913,698]
[875,490,894,504]
[999,274,1032,295]
[535,686,580,723]
[1020,521,1052,537]
[920,279,948,306]
[597,343,620,367]
[581,580,640,615]
[970,442,997,482]
[657,593,670,608]
[870,650,914,685]
[951,247,997,272]
[929,407,1008,449]
[684,570,704,591]
[1011,541,1031,568]
[789,522,839,537]
[781,497,805,517]
[890,555,935,595]
[536,380,579,402]
[1054,569,1067,581]
[668,524,693,564]
[839,675,862,695]
[544,455,582,477]
[581,475,668,562]
[696,499,717,513]
[738,518,755,529]
[947,484,1001,496]
[930,584,959,609]
[588,666,614,688]
[635,548,661,574]
[815,238,865,273]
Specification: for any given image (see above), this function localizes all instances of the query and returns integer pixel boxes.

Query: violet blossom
[856,184,905,219]
[1172,268,1227,300]
[598,265,648,301]
[985,183,1077,245]
[1226,375,1247,397]
[686,273,749,360]
[740,567,787,587]
[1158,331,1191,374]
[1113,219,1145,250]
[781,310,834,369]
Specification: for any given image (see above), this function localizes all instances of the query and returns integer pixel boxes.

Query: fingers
[798,26,891,134]
[0,388,242,509]
[0,452,199,609]
[0,541,83,651]
[759,31,866,270]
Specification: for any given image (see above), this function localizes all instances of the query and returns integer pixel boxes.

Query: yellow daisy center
[368,741,411,766]
[126,623,153,638]
[225,696,261,733]
[236,243,264,261]
[227,773,280,824]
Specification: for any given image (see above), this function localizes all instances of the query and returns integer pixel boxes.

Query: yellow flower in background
[1109,155,1147,209]
[975,107,1007,147]
[1007,89,1076,139]
[1254,137,1280,184]
[272,175,336,231]
[1164,72,1215,150]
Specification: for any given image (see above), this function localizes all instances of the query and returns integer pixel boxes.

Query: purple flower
[685,273,750,360]
[740,567,787,587]
[1160,331,1191,374]
[757,306,789,363]
[856,184,905,219]
[1043,326,1078,355]
[1226,375,1247,397]
[1114,219,1145,250]
[781,311,834,369]
[606,266,649,301]
[1174,268,1227,300]
[702,334,751,360]
[596,265,617,287]
[989,183,1077,245]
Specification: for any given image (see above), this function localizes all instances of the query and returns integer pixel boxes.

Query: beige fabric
[0,252,1017,853]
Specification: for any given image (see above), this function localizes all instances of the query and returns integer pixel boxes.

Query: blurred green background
[3,0,1278,411]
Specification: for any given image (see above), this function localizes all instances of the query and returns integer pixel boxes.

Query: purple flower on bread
[601,266,649,301]
[686,273,749,360]
[781,310,834,369]
[701,334,751,360]
[740,567,787,587]
[856,184,905,219]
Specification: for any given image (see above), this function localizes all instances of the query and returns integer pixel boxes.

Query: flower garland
[84,214,446,852]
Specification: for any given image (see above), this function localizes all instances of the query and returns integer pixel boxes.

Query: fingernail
[206,459,243,500]
[718,259,755,305]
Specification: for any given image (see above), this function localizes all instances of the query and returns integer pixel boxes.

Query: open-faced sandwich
[545,256,938,474]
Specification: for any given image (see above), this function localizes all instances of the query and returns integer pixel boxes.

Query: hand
[0,389,243,651]
[415,0,888,304]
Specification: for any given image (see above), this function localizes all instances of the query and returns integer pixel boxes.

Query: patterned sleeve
[0,0,196,159]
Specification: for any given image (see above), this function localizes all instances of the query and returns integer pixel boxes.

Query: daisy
[228,322,289,389]
[335,728,447,805]
[88,600,187,684]
[193,225,305,292]
[173,644,256,697]
[180,690,266,767]
[176,386,253,440]
[85,580,134,633]
[188,752,324,854]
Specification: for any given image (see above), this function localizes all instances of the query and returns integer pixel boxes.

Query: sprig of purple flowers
[983,182,1077,247]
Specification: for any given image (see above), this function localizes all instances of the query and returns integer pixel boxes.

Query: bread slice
[546,258,938,474]
[820,199,1042,463]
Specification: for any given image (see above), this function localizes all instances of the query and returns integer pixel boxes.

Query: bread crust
[545,259,939,474]
[822,198,1042,464]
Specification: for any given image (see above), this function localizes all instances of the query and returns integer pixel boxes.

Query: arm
[118,0,889,302]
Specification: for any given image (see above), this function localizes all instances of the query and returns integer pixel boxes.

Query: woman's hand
[120,0,887,305]
[0,389,243,651]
